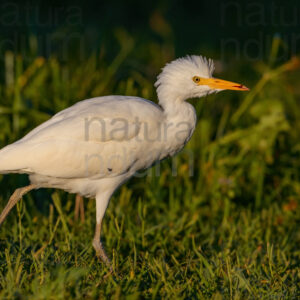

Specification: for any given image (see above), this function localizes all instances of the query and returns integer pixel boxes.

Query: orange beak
[198,77,249,91]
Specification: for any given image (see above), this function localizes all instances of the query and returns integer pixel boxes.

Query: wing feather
[0,96,163,178]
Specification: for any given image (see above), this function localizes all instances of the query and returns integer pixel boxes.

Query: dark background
[0,0,299,64]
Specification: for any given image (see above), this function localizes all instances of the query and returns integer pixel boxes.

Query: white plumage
[0,55,248,267]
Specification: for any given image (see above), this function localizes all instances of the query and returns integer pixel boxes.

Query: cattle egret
[0,55,248,267]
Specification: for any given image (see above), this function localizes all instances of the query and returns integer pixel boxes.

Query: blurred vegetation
[0,0,300,299]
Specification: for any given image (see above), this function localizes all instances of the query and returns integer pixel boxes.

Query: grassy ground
[0,34,300,298]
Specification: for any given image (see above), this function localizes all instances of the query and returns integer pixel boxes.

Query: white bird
[0,55,248,266]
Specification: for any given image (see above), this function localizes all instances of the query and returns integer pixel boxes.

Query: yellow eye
[193,76,201,83]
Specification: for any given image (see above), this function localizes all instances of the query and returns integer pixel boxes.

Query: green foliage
[0,33,300,298]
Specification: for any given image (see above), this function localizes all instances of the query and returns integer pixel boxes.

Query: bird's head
[155,55,249,106]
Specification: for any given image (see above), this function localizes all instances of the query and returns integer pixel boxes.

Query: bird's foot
[92,239,113,273]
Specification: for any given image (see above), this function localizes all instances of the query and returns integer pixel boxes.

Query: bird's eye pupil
[193,76,200,83]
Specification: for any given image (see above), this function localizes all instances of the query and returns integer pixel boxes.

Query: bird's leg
[74,194,85,223]
[74,194,80,221]
[79,196,85,223]
[92,222,111,267]
[92,193,113,271]
[0,184,36,225]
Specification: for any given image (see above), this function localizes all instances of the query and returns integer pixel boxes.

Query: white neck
[158,94,195,120]
[158,96,197,155]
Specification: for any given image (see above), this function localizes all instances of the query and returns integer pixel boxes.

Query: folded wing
[0,96,163,179]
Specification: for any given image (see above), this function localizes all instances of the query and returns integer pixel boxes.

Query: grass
[0,33,300,298]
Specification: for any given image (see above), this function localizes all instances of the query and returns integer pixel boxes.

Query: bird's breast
[128,114,196,172]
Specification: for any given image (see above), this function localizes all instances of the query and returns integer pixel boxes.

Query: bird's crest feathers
[155,55,215,89]
[155,55,215,104]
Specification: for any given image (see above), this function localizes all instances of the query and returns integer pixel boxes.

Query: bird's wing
[0,96,164,178]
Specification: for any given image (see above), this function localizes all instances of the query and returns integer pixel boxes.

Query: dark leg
[74,194,85,223]
[0,184,36,225]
